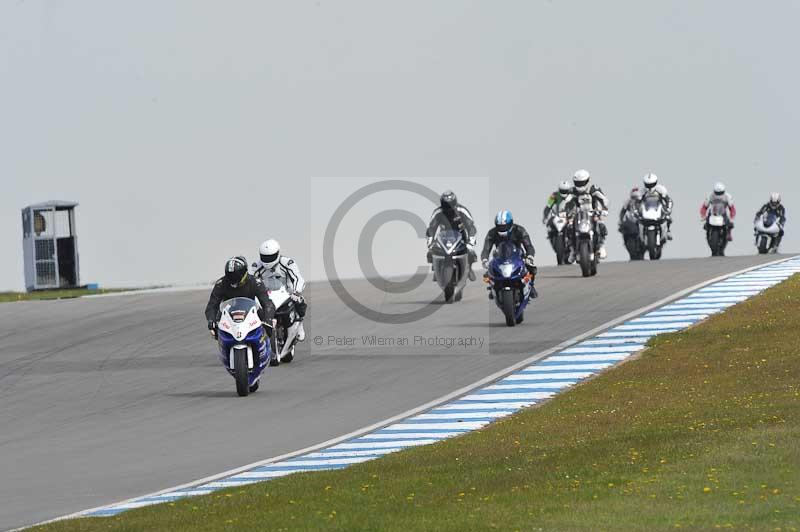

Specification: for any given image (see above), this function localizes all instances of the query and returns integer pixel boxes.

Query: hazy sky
[2,1,797,291]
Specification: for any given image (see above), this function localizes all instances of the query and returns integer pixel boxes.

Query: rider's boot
[598,246,608,260]
[487,286,494,300]
[297,321,306,342]
[468,268,476,282]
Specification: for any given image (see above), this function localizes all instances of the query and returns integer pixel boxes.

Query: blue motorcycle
[216,297,273,396]
[485,242,536,326]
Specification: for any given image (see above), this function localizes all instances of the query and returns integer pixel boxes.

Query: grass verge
[33,276,800,531]
[0,288,135,303]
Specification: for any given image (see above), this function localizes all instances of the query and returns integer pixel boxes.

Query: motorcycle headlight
[499,263,515,278]
[578,221,591,233]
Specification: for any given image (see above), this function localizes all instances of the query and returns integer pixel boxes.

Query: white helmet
[558,180,571,194]
[259,239,281,269]
[770,192,781,206]
[713,182,726,195]
[642,173,658,190]
[573,169,591,193]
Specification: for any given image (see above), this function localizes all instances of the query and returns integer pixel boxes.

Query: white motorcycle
[546,210,571,265]
[754,211,781,254]
[705,202,730,257]
[639,194,666,260]
[264,276,302,364]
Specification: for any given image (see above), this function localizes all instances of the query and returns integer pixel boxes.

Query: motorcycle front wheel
[757,235,770,254]
[647,230,661,260]
[234,349,249,397]
[500,290,516,327]
[579,240,592,277]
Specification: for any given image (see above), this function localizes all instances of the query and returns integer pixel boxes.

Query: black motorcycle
[430,225,470,303]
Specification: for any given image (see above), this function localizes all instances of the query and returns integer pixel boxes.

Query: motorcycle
[430,225,470,303]
[705,202,730,256]
[216,297,273,397]
[264,276,301,364]
[639,194,666,260]
[754,211,781,254]
[620,208,645,261]
[571,194,599,277]
[546,210,571,265]
[484,242,535,327]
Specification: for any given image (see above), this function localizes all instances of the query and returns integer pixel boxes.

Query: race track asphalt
[0,254,785,530]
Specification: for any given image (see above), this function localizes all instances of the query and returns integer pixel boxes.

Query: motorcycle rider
[205,256,276,340]
[700,182,737,241]
[426,190,478,281]
[754,193,786,252]
[481,210,538,298]
[618,187,642,228]
[542,181,572,225]
[640,173,674,240]
[561,169,610,261]
[253,239,307,342]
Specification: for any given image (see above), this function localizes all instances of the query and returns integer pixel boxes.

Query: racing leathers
[618,191,641,228]
[543,190,567,225]
[754,202,786,250]
[204,275,276,337]
[561,184,610,256]
[253,256,307,340]
[701,193,736,241]
[642,184,674,238]
[426,203,478,280]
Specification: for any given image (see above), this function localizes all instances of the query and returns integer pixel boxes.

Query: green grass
[0,288,136,302]
[32,277,800,531]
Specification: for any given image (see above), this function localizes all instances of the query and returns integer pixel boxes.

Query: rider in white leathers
[640,173,674,240]
[253,239,307,341]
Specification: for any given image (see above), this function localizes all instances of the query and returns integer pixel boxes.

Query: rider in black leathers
[426,190,478,281]
[481,210,538,298]
[754,193,786,251]
[204,256,276,338]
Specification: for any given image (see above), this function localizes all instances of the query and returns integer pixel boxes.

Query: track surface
[0,255,783,530]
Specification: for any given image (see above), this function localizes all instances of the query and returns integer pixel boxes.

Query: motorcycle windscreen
[642,196,661,209]
[495,241,521,260]
[435,228,464,254]
[221,297,258,322]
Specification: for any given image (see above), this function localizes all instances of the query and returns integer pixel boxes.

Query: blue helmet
[495,210,513,236]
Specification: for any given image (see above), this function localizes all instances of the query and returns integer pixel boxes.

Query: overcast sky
[1,0,797,291]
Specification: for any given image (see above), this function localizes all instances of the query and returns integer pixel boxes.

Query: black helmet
[440,190,458,210]
[224,256,249,288]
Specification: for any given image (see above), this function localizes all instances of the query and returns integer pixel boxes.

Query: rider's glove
[481,258,489,269]
[290,292,303,303]
[525,255,536,268]
[208,320,217,338]
[468,236,477,247]
[426,236,433,247]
